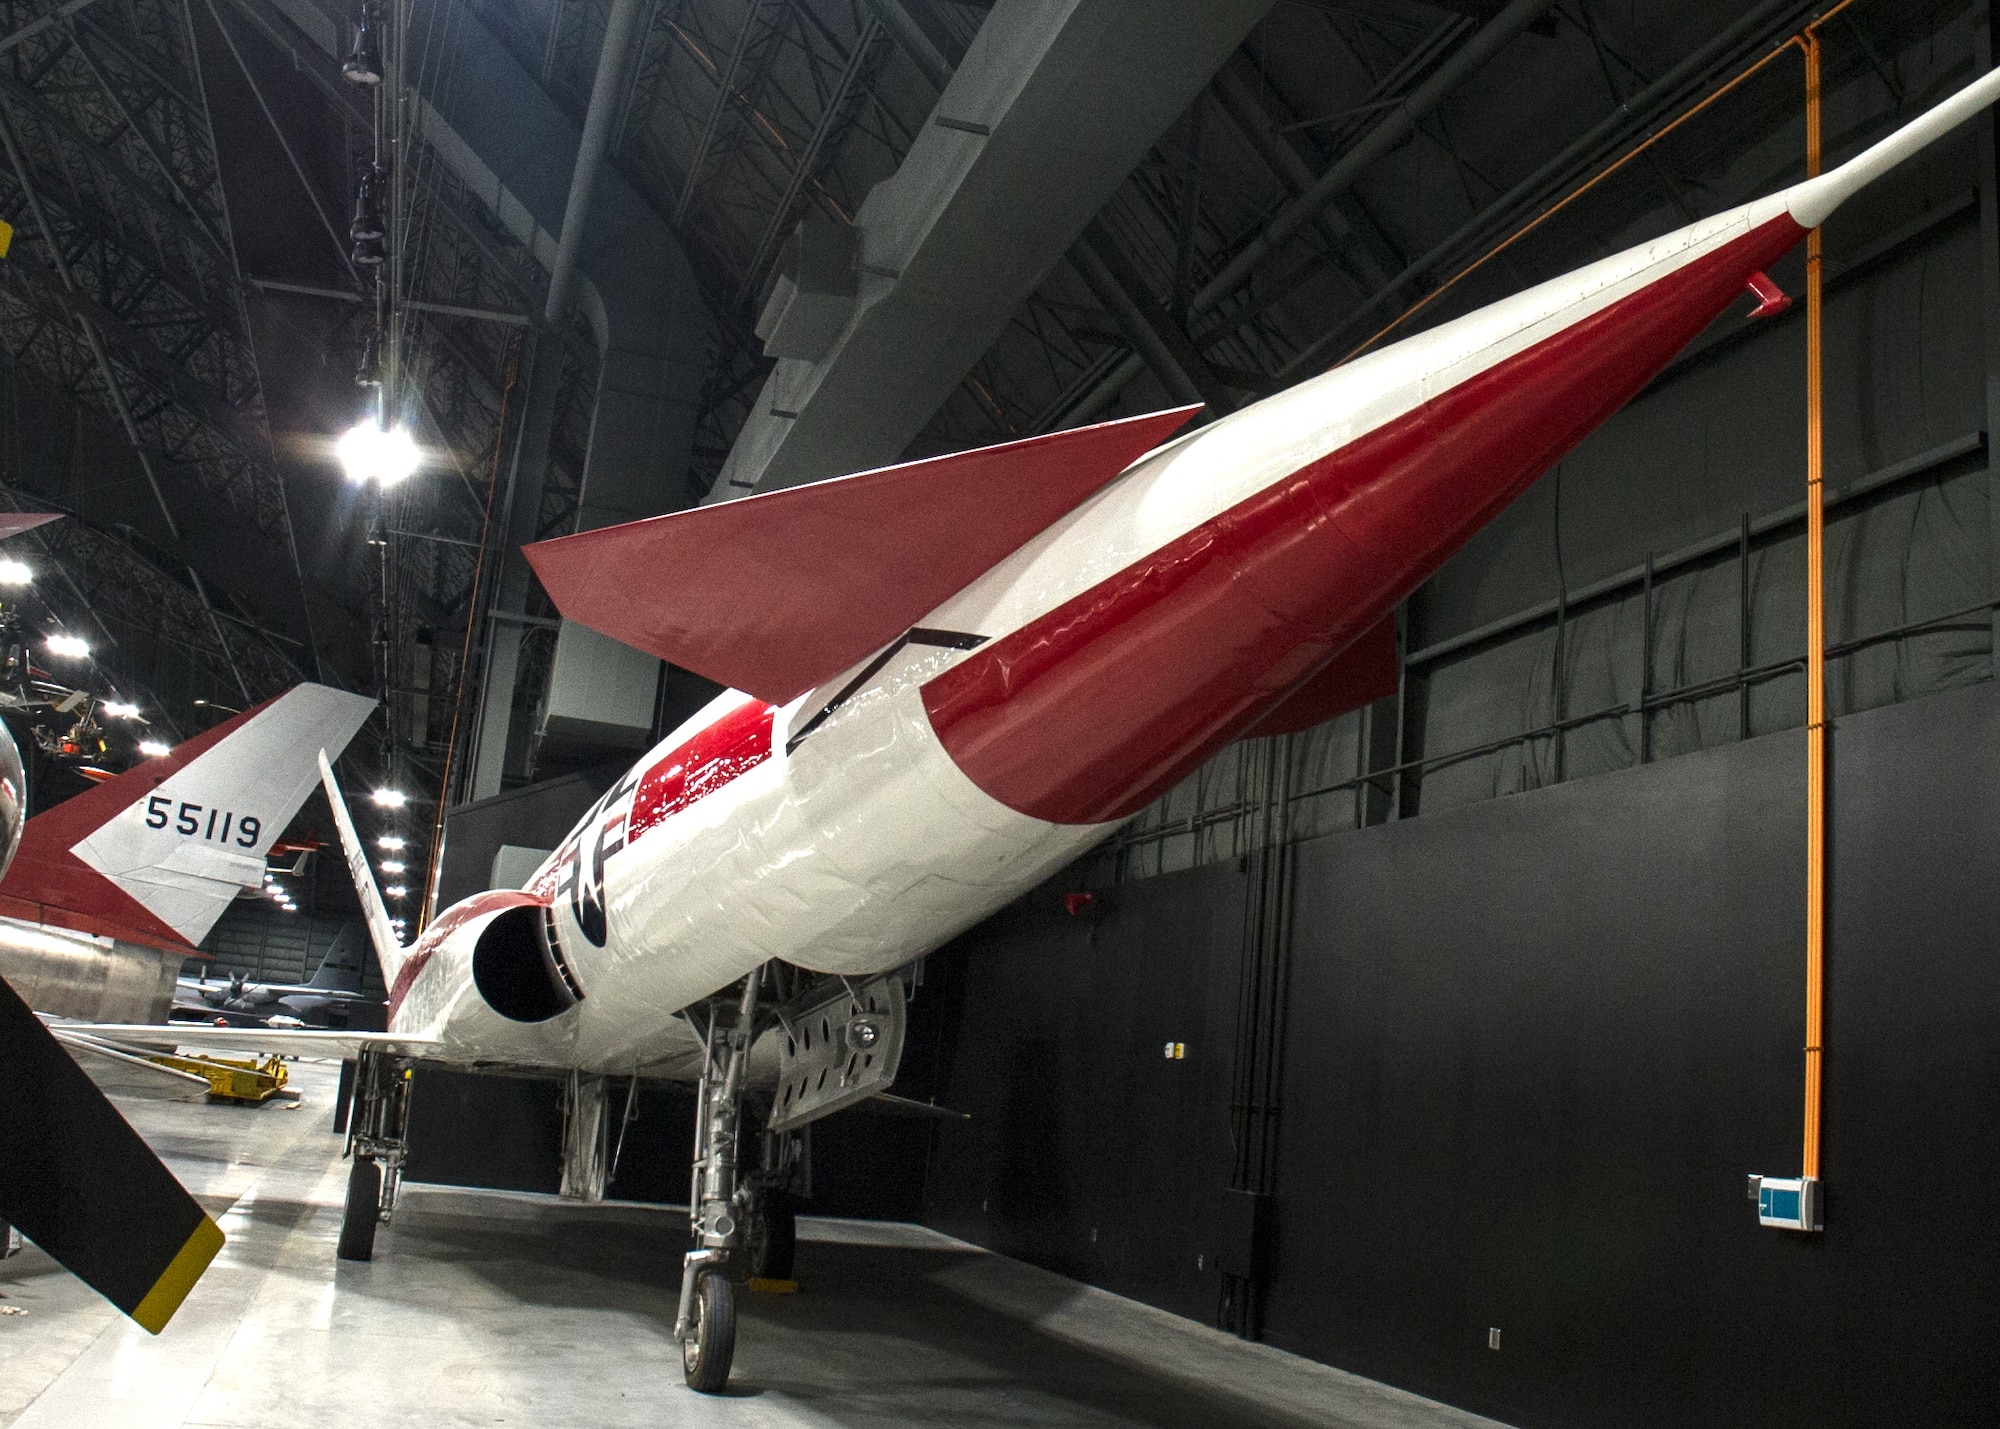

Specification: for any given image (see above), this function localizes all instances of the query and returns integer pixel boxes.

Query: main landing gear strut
[674,965,801,1394]
[338,1047,411,1262]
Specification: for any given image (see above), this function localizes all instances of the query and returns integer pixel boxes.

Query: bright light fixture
[0,558,31,586]
[336,419,421,485]
[45,633,88,659]
[379,860,405,874]
[371,787,407,808]
[137,739,170,758]
[377,835,405,851]
[101,700,140,719]
[383,885,407,898]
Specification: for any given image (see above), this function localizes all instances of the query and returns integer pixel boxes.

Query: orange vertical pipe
[1802,32,1826,1183]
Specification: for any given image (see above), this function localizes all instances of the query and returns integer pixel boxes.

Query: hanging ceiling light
[137,739,170,759]
[336,420,420,485]
[343,3,383,85]
[351,233,386,268]
[44,633,88,659]
[0,558,30,586]
[349,166,386,243]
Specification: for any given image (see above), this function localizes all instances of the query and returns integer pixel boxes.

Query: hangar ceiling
[0,0,1970,829]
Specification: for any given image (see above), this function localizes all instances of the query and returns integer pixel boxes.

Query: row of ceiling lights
[0,558,172,756]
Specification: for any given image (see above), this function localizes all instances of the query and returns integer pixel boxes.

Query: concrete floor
[1,1059,1508,1429]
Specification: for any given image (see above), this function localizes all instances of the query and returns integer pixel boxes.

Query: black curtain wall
[920,678,2000,1429]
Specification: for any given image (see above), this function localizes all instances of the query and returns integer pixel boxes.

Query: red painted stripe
[923,215,1808,825]
[387,888,545,1018]
[626,700,776,846]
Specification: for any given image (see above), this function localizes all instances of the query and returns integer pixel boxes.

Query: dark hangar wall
[919,679,2000,1429]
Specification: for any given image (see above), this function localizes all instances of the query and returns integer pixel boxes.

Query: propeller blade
[0,976,224,1333]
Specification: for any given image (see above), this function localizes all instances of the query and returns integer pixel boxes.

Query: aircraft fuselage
[386,189,1817,1074]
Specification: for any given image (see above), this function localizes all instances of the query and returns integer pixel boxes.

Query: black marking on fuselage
[785,627,987,755]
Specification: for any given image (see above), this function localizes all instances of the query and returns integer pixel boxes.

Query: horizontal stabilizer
[0,512,58,540]
[524,406,1199,704]
[54,1022,435,1060]
[1240,614,1400,740]
[2,979,223,1333]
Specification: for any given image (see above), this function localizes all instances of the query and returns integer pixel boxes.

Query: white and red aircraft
[76,67,2000,1393]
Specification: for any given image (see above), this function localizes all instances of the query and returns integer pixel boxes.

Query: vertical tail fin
[307,923,368,992]
[316,752,407,992]
[0,684,374,950]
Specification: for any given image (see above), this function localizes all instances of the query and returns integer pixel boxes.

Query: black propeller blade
[0,708,223,1333]
[0,978,225,1332]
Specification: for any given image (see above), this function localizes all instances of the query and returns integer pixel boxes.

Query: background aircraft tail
[307,922,369,992]
[316,752,407,992]
[0,685,375,951]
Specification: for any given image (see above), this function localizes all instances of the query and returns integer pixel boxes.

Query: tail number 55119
[145,796,260,848]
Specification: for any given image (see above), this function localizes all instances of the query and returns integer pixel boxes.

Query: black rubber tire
[681,1271,736,1393]
[337,1157,381,1262]
[756,1189,797,1281]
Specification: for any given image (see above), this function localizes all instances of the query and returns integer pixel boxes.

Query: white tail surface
[316,751,407,991]
[66,685,374,946]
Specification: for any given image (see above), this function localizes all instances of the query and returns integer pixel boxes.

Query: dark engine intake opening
[471,904,576,1023]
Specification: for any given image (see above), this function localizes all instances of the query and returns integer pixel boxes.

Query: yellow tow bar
[146,1051,290,1103]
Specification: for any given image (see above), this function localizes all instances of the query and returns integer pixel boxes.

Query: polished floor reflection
[1,1059,1505,1429]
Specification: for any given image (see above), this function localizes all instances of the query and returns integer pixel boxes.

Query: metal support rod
[199,0,356,283]
[1801,31,1827,1186]
[1261,0,1813,385]
[1740,512,1753,740]
[65,25,228,256]
[731,16,883,310]
[673,0,760,226]
[1975,8,2000,679]
[858,0,949,93]
[468,0,646,797]
[0,0,102,55]
[1640,553,1654,763]
[180,0,324,683]
[1188,0,1554,319]
[545,0,646,327]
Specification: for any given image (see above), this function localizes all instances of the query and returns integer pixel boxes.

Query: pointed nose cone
[1787,63,2000,230]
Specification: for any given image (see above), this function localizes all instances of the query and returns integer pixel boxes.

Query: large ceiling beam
[706,0,1278,501]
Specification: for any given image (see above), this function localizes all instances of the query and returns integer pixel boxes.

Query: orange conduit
[1333,4,1862,1188]
[1801,27,1827,1186]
